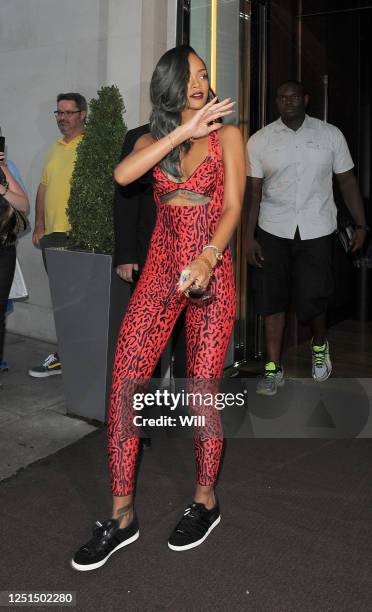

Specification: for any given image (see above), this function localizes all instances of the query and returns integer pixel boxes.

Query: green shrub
[67,85,126,253]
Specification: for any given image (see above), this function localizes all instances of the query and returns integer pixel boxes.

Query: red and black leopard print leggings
[108,201,235,496]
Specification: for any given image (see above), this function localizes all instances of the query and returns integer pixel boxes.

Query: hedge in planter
[67,85,126,253]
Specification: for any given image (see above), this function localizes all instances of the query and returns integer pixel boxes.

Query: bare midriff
[160,188,211,207]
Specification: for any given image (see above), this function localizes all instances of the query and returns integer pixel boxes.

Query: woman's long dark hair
[149,45,214,178]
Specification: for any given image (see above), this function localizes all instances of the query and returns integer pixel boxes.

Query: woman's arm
[114,98,235,186]
[208,124,246,254]
[178,125,246,293]
[32,183,46,245]
[0,163,29,212]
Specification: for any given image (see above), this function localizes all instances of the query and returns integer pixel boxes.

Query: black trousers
[0,245,16,361]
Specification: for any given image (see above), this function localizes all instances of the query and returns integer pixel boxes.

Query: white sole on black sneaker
[28,369,62,378]
[70,530,139,571]
[168,515,221,551]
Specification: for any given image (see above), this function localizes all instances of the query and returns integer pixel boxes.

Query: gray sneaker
[311,339,332,382]
[256,361,285,396]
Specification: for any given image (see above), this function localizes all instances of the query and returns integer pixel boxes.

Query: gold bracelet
[196,253,214,277]
[202,244,223,263]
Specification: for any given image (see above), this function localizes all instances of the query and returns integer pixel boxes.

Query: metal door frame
[176,0,269,365]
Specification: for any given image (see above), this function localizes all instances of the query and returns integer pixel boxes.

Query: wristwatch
[355,224,370,232]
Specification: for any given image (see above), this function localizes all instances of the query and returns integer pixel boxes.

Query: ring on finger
[180,268,192,284]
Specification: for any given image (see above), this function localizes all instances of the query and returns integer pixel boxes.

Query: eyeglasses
[277,95,302,103]
[53,110,82,118]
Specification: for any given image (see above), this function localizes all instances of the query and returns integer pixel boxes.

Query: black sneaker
[168,501,221,551]
[28,352,62,378]
[71,516,139,571]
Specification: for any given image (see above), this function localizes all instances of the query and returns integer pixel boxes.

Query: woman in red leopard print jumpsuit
[71,46,246,571]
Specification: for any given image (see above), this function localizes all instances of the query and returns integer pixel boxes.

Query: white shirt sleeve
[246,135,264,178]
[332,127,354,174]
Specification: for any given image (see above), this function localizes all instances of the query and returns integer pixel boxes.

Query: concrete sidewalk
[0,333,97,481]
[2,324,371,483]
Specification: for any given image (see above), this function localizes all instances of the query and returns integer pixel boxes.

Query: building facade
[1,0,370,361]
[0,0,176,342]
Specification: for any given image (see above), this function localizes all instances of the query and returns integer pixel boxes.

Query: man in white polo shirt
[246,80,368,395]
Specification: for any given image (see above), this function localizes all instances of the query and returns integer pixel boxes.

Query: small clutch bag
[336,224,354,254]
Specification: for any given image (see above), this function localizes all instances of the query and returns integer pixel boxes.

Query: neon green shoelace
[313,344,326,367]
[264,371,276,380]
[264,362,277,380]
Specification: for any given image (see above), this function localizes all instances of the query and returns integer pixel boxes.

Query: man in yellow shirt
[29,92,87,377]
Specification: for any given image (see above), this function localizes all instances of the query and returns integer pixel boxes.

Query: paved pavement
[1,332,372,612]
[1,326,372,483]
[0,333,97,481]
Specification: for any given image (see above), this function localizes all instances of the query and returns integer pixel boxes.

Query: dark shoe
[71,516,139,571]
[168,501,221,551]
[28,352,62,378]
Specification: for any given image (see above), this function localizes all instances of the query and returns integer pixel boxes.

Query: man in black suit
[113,124,156,281]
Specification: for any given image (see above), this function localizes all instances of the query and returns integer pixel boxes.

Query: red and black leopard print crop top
[152,131,223,205]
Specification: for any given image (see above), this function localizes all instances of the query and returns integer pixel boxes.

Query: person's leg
[171,309,187,379]
[129,267,157,449]
[255,228,291,395]
[293,233,334,380]
[108,272,186,527]
[29,233,69,378]
[167,259,235,551]
[0,246,16,365]
[257,228,291,360]
[182,266,235,499]
[311,311,327,346]
[264,312,286,363]
[71,267,186,570]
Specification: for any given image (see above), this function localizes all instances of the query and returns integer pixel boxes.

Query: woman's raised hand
[183,97,235,140]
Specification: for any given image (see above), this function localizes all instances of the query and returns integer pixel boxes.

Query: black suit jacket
[113,124,157,268]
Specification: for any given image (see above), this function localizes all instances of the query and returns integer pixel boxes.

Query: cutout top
[159,188,211,207]
[153,131,222,205]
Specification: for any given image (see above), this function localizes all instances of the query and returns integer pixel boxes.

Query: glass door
[177,0,252,367]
